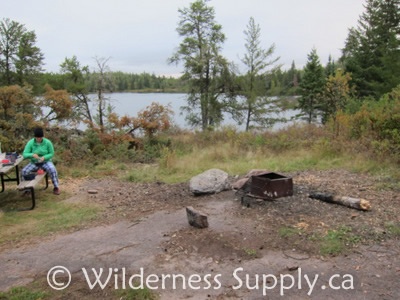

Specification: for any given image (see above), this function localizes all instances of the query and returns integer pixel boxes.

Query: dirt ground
[0,169,399,299]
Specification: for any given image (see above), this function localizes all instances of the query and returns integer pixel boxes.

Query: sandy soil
[0,169,399,299]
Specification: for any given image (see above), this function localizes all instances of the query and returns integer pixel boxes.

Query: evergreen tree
[325,55,336,77]
[239,17,280,131]
[298,48,325,123]
[283,61,300,95]
[169,0,231,130]
[341,0,400,98]
[0,18,44,88]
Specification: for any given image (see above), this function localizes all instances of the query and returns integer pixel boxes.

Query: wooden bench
[17,172,49,210]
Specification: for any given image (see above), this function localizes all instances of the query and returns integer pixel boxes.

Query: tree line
[0,0,399,151]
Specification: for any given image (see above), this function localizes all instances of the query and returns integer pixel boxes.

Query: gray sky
[3,0,365,76]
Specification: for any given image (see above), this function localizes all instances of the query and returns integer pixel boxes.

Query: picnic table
[0,155,24,193]
[0,154,48,210]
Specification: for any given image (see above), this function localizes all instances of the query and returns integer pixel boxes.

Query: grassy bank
[115,125,400,187]
[46,123,399,187]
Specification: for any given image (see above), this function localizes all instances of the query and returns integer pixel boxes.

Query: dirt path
[0,170,399,299]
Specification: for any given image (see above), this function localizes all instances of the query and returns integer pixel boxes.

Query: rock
[245,169,270,178]
[232,169,271,192]
[232,169,271,191]
[186,206,209,228]
[189,168,230,195]
[87,189,98,194]
[232,178,249,190]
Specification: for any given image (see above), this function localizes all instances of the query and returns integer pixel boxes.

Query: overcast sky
[3,0,366,76]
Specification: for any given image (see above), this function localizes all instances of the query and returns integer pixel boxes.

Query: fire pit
[250,172,293,199]
[238,172,293,206]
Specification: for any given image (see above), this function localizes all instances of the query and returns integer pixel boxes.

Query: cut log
[186,206,209,228]
[309,192,371,211]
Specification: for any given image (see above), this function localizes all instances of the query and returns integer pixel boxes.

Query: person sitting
[22,127,60,195]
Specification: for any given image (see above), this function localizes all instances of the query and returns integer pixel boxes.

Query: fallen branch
[309,192,371,211]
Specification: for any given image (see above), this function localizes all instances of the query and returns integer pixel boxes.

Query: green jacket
[23,138,55,163]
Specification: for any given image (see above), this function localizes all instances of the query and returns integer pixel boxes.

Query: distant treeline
[39,66,302,96]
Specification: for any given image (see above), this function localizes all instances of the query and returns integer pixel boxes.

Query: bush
[330,86,400,163]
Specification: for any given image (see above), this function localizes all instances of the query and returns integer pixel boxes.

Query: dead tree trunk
[309,192,371,211]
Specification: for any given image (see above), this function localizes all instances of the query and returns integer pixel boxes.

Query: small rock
[88,189,98,194]
[186,206,209,228]
[245,169,270,178]
[232,178,249,190]
[287,265,299,271]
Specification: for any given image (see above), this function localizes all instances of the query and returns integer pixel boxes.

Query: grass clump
[0,286,48,300]
[385,222,400,236]
[278,226,302,238]
[318,226,362,256]
[115,285,159,300]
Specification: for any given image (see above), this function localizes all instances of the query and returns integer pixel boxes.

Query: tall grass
[58,123,399,187]
[140,124,400,184]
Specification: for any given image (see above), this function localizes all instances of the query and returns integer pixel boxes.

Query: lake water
[90,92,300,131]
[101,92,189,128]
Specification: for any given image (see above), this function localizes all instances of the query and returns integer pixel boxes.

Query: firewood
[309,192,371,211]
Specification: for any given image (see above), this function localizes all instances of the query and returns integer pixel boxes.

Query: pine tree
[239,17,279,131]
[0,18,44,87]
[169,0,230,130]
[298,48,325,124]
[341,0,400,98]
[325,55,336,77]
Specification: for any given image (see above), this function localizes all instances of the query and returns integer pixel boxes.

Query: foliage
[298,48,326,123]
[169,0,233,130]
[109,102,174,141]
[0,85,39,151]
[330,85,400,162]
[238,17,280,131]
[255,63,301,96]
[321,69,352,124]
[99,71,184,93]
[59,55,93,125]
[40,84,73,123]
[0,18,44,89]
[341,0,400,98]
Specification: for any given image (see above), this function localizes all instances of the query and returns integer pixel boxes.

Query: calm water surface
[91,92,300,130]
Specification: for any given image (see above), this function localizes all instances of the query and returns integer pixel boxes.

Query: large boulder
[189,168,231,195]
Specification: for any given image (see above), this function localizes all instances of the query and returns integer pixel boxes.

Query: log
[186,206,209,228]
[309,192,371,211]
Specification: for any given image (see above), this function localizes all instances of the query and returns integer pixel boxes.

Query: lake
[101,92,188,128]
[89,92,300,131]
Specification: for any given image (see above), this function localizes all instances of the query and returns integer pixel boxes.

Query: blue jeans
[22,162,59,188]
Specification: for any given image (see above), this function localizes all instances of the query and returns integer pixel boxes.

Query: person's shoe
[53,187,60,195]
